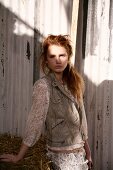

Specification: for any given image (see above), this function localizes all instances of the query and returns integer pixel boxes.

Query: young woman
[0,35,92,169]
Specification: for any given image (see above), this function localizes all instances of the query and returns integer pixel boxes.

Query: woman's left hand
[87,157,93,169]
[84,140,93,169]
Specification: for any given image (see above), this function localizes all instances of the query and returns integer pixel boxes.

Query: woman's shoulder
[33,76,49,90]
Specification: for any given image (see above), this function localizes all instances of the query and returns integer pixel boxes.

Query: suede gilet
[45,73,87,148]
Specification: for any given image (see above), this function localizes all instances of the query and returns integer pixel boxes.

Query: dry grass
[0,134,51,170]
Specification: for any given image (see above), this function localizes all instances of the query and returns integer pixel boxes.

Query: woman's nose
[56,56,61,63]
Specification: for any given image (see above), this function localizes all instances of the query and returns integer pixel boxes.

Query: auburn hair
[41,35,84,105]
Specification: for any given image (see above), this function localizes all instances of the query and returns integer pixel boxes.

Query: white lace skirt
[47,148,88,170]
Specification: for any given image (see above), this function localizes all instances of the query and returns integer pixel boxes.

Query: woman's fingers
[88,160,93,169]
[0,154,18,163]
[0,154,13,162]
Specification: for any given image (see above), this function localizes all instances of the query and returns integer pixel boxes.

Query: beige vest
[45,73,87,147]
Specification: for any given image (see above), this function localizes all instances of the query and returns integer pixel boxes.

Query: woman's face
[46,45,68,74]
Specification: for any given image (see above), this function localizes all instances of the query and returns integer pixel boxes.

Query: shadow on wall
[84,76,113,170]
[88,79,113,170]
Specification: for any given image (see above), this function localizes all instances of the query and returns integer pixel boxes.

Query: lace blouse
[23,77,88,149]
[23,78,49,147]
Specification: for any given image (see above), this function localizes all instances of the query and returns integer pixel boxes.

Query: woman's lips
[55,65,62,68]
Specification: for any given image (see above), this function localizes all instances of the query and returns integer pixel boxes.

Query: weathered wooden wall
[0,0,73,136]
[0,0,34,136]
[76,0,113,170]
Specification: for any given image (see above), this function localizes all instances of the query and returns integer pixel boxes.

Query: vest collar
[48,73,75,102]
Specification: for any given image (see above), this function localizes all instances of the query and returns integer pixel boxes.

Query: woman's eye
[60,54,66,57]
[49,55,55,58]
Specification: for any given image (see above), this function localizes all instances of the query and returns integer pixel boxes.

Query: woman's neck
[54,72,63,83]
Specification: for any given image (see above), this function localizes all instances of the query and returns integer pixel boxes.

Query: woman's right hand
[0,143,29,164]
[0,154,21,163]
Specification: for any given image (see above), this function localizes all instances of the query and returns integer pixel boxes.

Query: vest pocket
[52,119,64,129]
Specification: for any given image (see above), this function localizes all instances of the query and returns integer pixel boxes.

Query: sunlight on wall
[0,0,73,37]
[84,0,113,86]
[0,0,34,36]
[37,0,72,37]
[84,54,113,86]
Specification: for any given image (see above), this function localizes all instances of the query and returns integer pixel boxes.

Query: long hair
[41,35,84,104]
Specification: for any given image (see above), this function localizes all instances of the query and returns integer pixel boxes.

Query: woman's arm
[84,140,93,169]
[0,142,29,163]
[0,78,49,163]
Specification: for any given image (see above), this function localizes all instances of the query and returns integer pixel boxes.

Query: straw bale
[0,134,51,170]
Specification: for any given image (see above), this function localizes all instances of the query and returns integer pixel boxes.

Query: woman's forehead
[47,45,67,54]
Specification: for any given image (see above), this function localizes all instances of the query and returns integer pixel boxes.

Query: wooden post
[71,0,80,65]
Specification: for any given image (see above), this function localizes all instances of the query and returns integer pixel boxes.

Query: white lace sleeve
[23,78,49,147]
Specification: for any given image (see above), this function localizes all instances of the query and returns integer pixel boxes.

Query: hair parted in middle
[41,34,84,105]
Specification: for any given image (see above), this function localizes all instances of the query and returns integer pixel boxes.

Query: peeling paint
[1,58,4,76]
[97,113,100,120]
[96,140,98,150]
[26,41,31,61]
[1,41,5,77]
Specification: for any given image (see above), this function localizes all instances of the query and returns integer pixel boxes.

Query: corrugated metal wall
[0,0,73,136]
[0,0,35,136]
[75,0,113,170]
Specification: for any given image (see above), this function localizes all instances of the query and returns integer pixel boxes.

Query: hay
[0,134,51,170]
